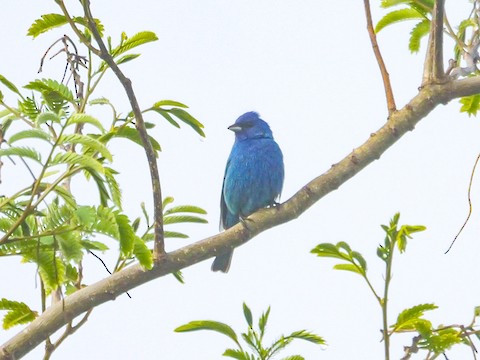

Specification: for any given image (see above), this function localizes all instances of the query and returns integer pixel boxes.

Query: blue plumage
[212,112,284,272]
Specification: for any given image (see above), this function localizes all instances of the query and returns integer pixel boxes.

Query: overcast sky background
[1,1,479,359]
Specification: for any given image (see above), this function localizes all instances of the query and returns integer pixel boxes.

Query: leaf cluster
[175,303,325,360]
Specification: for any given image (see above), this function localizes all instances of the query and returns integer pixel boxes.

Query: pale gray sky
[1,1,479,359]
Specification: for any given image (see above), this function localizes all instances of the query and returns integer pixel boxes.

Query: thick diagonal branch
[81,0,165,258]
[3,75,480,360]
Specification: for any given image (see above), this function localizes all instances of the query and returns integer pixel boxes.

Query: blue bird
[212,111,284,272]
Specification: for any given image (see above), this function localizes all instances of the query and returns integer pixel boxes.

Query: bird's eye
[241,121,254,129]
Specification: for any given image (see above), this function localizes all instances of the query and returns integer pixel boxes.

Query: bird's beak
[228,124,242,132]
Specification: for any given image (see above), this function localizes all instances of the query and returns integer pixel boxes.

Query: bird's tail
[211,250,233,273]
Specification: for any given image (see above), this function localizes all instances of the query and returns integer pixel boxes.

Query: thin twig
[81,0,165,260]
[363,0,397,115]
[445,153,480,253]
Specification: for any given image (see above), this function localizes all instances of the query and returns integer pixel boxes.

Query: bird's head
[228,111,273,141]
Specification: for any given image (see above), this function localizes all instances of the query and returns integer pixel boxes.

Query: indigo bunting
[212,112,284,272]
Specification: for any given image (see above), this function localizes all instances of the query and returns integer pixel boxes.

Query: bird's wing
[219,158,230,230]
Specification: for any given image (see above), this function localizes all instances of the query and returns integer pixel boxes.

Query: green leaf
[164,205,207,215]
[80,240,109,251]
[164,231,189,239]
[66,113,105,132]
[0,74,22,97]
[27,14,104,38]
[281,356,305,360]
[460,95,480,117]
[23,250,66,293]
[163,215,208,225]
[243,303,253,328]
[27,14,67,38]
[223,349,252,360]
[57,232,83,262]
[0,146,42,163]
[116,53,141,65]
[51,152,104,173]
[333,263,363,274]
[36,111,61,125]
[59,133,112,161]
[8,129,51,144]
[172,271,185,284]
[375,8,426,33]
[0,298,37,329]
[152,108,180,128]
[25,79,74,103]
[53,185,77,208]
[20,96,40,120]
[112,126,161,154]
[153,100,189,108]
[286,330,326,345]
[392,303,438,331]
[175,320,239,344]
[75,206,96,228]
[116,214,135,256]
[258,306,270,334]
[105,167,122,209]
[409,19,430,53]
[111,31,158,57]
[133,236,153,269]
[169,108,205,137]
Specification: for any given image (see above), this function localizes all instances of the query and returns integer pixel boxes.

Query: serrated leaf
[0,146,42,163]
[25,79,74,103]
[66,113,105,132]
[133,236,153,269]
[175,320,239,343]
[57,232,83,262]
[0,298,37,329]
[105,167,122,209]
[223,348,251,360]
[409,19,430,53]
[27,14,67,38]
[8,129,51,144]
[59,133,112,162]
[80,240,109,251]
[375,8,426,33]
[164,205,207,215]
[111,31,158,57]
[116,214,135,256]
[164,231,189,239]
[36,111,61,125]
[163,215,208,225]
[27,14,104,38]
[460,95,480,117]
[51,152,104,173]
[392,303,438,331]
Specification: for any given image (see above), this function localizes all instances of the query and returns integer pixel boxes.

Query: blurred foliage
[175,303,325,360]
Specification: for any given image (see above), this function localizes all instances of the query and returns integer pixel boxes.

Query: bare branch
[3,75,480,359]
[423,0,446,85]
[80,0,166,259]
[363,0,397,115]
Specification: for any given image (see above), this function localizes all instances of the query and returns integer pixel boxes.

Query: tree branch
[363,0,397,115]
[80,0,166,259]
[423,0,446,85]
[2,75,480,359]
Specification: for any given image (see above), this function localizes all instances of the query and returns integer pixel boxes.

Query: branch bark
[2,75,480,359]
[363,0,397,115]
[81,0,166,259]
[423,0,446,84]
